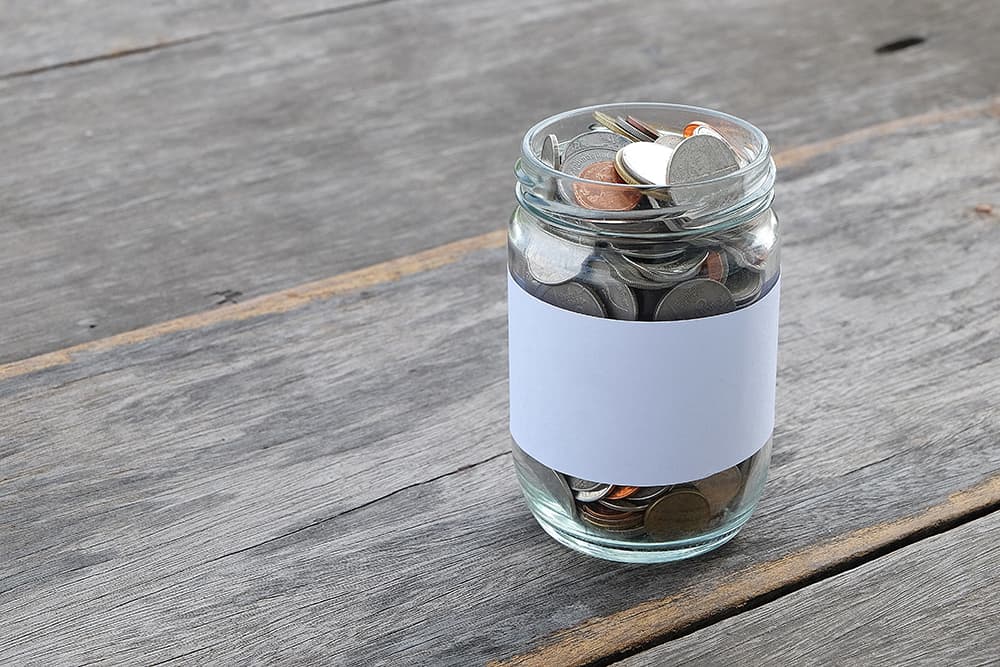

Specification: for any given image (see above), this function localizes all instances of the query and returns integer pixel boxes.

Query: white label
[508,274,780,486]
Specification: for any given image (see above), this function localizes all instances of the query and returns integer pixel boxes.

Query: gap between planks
[1,95,997,384]
[0,0,408,82]
[493,474,1000,667]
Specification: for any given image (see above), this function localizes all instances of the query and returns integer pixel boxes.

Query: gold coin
[694,467,743,514]
[644,489,711,539]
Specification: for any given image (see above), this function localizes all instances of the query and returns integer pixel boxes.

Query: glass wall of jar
[509,103,778,563]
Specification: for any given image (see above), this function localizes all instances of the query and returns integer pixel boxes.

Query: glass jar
[508,103,779,563]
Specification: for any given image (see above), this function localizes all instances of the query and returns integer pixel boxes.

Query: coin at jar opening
[592,111,644,142]
[557,131,632,202]
[512,447,576,517]
[536,281,607,317]
[615,141,675,186]
[574,483,614,503]
[572,160,642,212]
[725,268,764,304]
[645,489,712,539]
[668,134,740,185]
[654,278,736,321]
[624,115,662,141]
[654,132,685,150]
[540,133,561,171]
[694,466,744,514]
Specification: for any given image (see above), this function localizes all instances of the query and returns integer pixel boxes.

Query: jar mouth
[520,102,770,190]
[516,102,774,237]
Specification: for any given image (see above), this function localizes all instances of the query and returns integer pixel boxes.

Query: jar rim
[520,101,771,191]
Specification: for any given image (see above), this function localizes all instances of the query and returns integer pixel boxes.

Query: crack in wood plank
[491,474,1000,667]
[0,0,408,81]
[1,96,997,385]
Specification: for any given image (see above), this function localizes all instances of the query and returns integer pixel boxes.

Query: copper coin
[645,489,712,539]
[606,485,640,500]
[702,250,729,282]
[694,467,744,515]
[683,121,707,137]
[572,161,641,211]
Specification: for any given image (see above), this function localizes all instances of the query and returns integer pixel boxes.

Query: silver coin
[627,485,672,502]
[536,281,606,317]
[523,225,588,285]
[725,268,764,304]
[512,446,575,517]
[580,257,639,321]
[616,141,675,186]
[564,129,633,155]
[623,249,709,284]
[599,497,651,512]
[667,135,740,184]
[654,279,736,321]
[540,133,561,171]
[654,132,684,149]
[574,483,613,503]
[603,254,664,290]
[567,476,605,492]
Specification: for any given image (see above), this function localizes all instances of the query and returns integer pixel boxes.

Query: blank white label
[508,273,780,485]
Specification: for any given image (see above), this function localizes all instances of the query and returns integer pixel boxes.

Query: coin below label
[654,278,736,321]
[572,161,641,211]
[616,141,675,186]
[694,467,743,514]
[645,489,712,539]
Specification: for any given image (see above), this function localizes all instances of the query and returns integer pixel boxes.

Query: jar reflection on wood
[508,103,780,563]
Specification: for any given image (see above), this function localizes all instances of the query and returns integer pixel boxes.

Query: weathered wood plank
[1,0,998,362]
[0,1,356,75]
[1,112,999,665]
[617,512,1000,667]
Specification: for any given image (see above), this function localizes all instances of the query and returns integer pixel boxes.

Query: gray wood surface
[618,512,1000,667]
[2,0,998,363]
[2,112,999,665]
[0,1,356,75]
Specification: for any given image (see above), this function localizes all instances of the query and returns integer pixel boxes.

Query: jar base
[531,510,750,564]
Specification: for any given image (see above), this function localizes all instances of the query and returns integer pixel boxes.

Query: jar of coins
[508,103,779,563]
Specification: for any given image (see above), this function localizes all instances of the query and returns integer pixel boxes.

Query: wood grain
[0,1,365,76]
[2,0,998,363]
[2,112,999,665]
[4,96,995,383]
[617,511,1000,667]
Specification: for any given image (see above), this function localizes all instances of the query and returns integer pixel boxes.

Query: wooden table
[2,2,998,664]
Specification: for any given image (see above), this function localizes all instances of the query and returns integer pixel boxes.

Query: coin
[540,133,561,170]
[624,115,662,141]
[523,226,586,285]
[623,249,709,284]
[667,134,740,184]
[627,485,672,502]
[580,504,644,528]
[654,132,685,150]
[606,486,640,500]
[567,477,605,492]
[599,497,651,512]
[615,141,675,186]
[654,278,736,320]
[701,250,729,282]
[725,268,764,304]
[572,160,641,211]
[512,446,575,517]
[694,467,744,514]
[536,281,607,317]
[645,489,712,539]
[574,483,614,503]
[581,258,640,320]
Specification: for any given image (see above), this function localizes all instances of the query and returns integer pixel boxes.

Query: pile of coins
[510,111,777,542]
[513,445,754,540]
